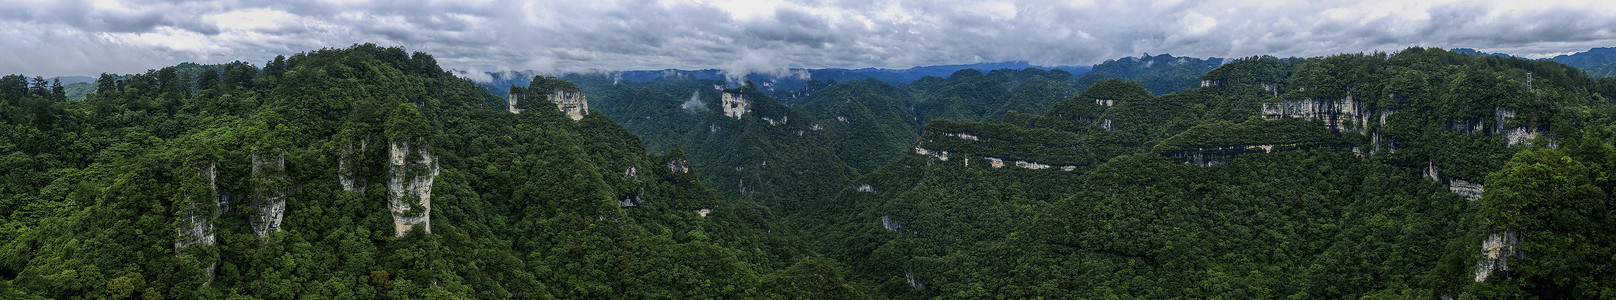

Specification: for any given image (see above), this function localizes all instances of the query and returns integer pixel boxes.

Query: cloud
[682,91,706,112]
[454,67,495,83]
[3,0,1616,77]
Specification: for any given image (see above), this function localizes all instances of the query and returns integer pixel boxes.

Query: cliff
[387,138,438,237]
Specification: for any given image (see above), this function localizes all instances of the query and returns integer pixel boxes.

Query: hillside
[792,47,1616,298]
[0,45,859,299]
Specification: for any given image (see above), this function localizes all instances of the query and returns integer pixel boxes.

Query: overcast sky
[3,0,1616,80]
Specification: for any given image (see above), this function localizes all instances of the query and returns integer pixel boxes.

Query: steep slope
[1076,53,1225,95]
[0,45,857,299]
[793,47,1616,298]
[679,83,861,213]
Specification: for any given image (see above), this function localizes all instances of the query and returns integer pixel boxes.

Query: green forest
[4,44,1616,299]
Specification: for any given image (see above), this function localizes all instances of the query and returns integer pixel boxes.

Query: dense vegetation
[794,47,1616,298]
[8,44,1616,299]
[0,44,861,299]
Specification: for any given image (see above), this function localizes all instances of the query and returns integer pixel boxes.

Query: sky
[3,0,1616,81]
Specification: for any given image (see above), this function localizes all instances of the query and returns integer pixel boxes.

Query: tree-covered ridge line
[1152,118,1341,152]
[792,46,1616,298]
[0,43,868,299]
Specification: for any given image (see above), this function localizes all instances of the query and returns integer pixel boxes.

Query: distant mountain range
[470,61,1096,99]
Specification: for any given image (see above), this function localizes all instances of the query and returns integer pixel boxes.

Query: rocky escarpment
[251,152,288,238]
[509,78,590,120]
[1417,161,1486,201]
[1474,231,1520,282]
[721,92,750,119]
[388,138,439,237]
[1261,95,1366,133]
[912,120,1092,172]
[177,163,221,250]
[338,136,372,193]
[551,90,589,120]
[510,89,590,120]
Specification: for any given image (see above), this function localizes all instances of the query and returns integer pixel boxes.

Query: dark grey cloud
[2,0,1615,79]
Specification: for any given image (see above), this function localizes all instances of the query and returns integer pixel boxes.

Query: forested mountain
[9,43,1616,299]
[794,47,1616,298]
[559,56,1217,213]
[0,44,863,299]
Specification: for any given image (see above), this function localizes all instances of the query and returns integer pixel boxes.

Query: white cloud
[3,0,1616,77]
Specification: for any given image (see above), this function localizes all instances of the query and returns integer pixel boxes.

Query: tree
[50,78,64,100]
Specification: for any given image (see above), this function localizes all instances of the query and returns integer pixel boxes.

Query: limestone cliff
[176,163,220,250]
[510,77,590,120]
[1261,95,1365,133]
[338,136,371,193]
[388,138,439,237]
[551,90,589,120]
[721,92,750,119]
[1474,231,1520,282]
[251,152,288,238]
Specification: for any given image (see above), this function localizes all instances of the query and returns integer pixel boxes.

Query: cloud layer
[4,0,1616,79]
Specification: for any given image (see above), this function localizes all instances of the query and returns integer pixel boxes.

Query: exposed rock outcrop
[1449,180,1484,200]
[510,86,589,120]
[618,193,641,208]
[338,137,371,193]
[388,139,439,237]
[943,132,980,141]
[507,89,524,114]
[721,92,750,119]
[881,215,901,232]
[251,153,288,238]
[551,90,589,120]
[667,158,691,173]
[177,164,220,250]
[1475,231,1520,282]
[905,269,928,292]
[855,183,877,193]
[1262,96,1364,132]
[696,208,713,217]
[915,147,950,161]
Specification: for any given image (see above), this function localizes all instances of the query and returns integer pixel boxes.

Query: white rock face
[1450,180,1484,200]
[985,157,1005,168]
[507,91,524,114]
[1422,161,1443,182]
[251,153,288,238]
[1101,119,1114,131]
[338,137,371,193]
[696,208,713,217]
[944,132,980,141]
[905,269,927,291]
[1015,161,1051,170]
[1095,98,1114,106]
[881,215,901,232]
[1475,232,1520,282]
[856,183,877,193]
[177,164,220,250]
[721,92,749,119]
[552,90,589,121]
[914,147,950,161]
[618,194,641,208]
[1261,96,1364,132]
[762,116,786,126]
[388,139,439,237]
[667,158,691,173]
